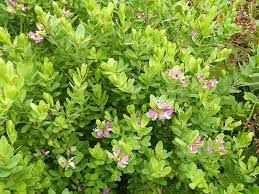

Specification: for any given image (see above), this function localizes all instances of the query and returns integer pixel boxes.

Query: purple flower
[189,136,204,152]
[103,121,111,136]
[40,147,46,154]
[148,109,158,120]
[118,154,129,168]
[191,30,197,36]
[206,146,212,152]
[106,121,111,129]
[136,12,142,18]
[137,120,141,126]
[113,148,121,158]
[40,147,50,157]
[9,0,15,6]
[93,126,103,138]
[97,130,104,138]
[34,36,43,43]
[168,69,181,80]
[148,100,173,121]
[198,75,204,80]
[219,143,225,151]
[102,187,109,194]
[203,79,218,89]
[28,31,43,43]
[20,3,26,11]
[28,31,35,38]
[189,144,198,151]
[93,121,112,138]
[195,136,202,145]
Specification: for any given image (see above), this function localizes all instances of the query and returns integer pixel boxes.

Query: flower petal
[97,131,103,138]
[189,144,197,151]
[106,121,111,129]
[148,109,157,119]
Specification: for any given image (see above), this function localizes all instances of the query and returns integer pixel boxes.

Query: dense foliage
[0,0,258,193]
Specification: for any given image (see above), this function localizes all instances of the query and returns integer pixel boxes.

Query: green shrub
[0,0,258,193]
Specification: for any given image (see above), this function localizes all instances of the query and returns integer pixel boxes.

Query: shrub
[0,0,258,193]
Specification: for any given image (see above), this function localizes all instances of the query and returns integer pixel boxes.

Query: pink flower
[203,79,218,89]
[189,136,204,152]
[206,146,212,152]
[93,127,103,138]
[34,36,43,43]
[93,121,112,138]
[28,31,35,38]
[198,75,204,80]
[148,100,173,120]
[195,136,202,145]
[191,30,197,36]
[102,187,109,194]
[168,69,181,80]
[28,31,43,43]
[106,121,111,129]
[40,147,50,157]
[113,149,121,158]
[103,121,111,136]
[189,144,197,151]
[137,120,141,126]
[20,3,26,11]
[219,143,225,151]
[148,109,158,120]
[136,12,142,18]
[9,0,15,6]
[117,154,129,168]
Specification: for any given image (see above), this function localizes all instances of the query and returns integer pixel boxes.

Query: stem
[248,103,256,121]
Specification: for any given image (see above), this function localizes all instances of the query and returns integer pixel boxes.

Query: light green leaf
[6,120,17,145]
[244,92,259,104]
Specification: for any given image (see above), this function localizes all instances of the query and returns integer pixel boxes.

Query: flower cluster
[167,68,188,87]
[148,100,173,120]
[203,79,219,89]
[93,121,112,138]
[112,148,129,168]
[28,23,45,43]
[198,74,219,89]
[188,136,226,155]
[189,136,203,151]
[9,0,26,11]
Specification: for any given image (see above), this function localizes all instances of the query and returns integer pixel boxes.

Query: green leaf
[6,154,22,169]
[244,92,259,104]
[75,23,85,40]
[3,85,17,99]
[65,168,73,178]
[43,93,54,106]
[0,27,11,45]
[118,3,126,23]
[6,120,17,144]
[247,156,257,171]
[0,170,11,178]
[0,136,13,161]
[160,166,172,177]
[62,188,70,194]
[141,136,151,147]
[150,157,159,171]
[155,141,163,157]
[234,132,253,150]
